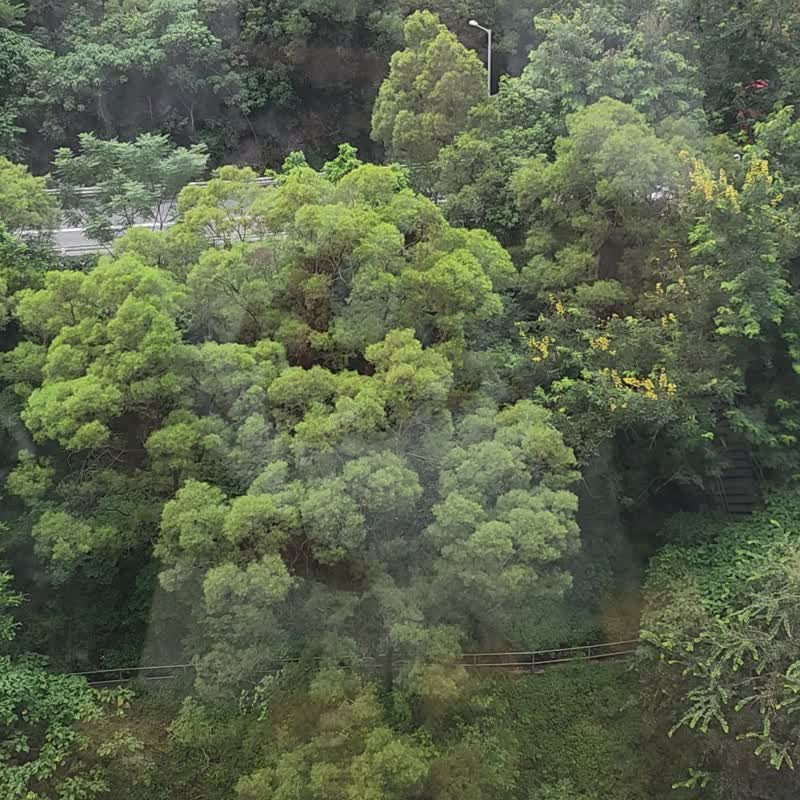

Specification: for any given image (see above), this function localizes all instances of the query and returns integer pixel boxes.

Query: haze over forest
[2,1,800,799]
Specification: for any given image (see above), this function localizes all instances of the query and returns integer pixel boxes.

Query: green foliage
[153,355,579,696]
[0,0,23,28]
[0,574,136,800]
[0,573,22,643]
[507,3,702,139]
[6,3,800,796]
[640,490,800,796]
[671,0,800,129]
[434,119,522,242]
[430,0,703,240]
[513,98,678,294]
[26,0,240,148]
[54,132,209,245]
[321,143,364,184]
[236,671,433,800]
[0,27,45,158]
[178,165,266,246]
[491,663,657,799]
[684,150,798,339]
[371,11,486,164]
[0,157,58,234]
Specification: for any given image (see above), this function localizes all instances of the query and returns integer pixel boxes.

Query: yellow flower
[590,335,611,352]
[723,183,741,212]
[609,368,677,400]
[689,158,722,202]
[744,158,772,188]
[528,335,552,363]
[602,368,623,389]
[660,313,678,328]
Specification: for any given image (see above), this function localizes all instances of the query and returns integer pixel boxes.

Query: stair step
[722,457,753,466]
[720,476,755,487]
[708,437,760,517]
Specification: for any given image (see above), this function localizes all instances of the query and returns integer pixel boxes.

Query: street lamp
[468,19,492,96]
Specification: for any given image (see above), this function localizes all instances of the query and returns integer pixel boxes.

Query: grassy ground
[486,662,673,800]
[95,661,680,800]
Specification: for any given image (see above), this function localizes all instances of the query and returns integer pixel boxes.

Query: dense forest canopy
[3,1,800,799]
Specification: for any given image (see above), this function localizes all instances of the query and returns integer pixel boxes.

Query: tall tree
[371,10,486,164]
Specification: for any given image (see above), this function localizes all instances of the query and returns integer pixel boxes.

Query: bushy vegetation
[3,1,800,798]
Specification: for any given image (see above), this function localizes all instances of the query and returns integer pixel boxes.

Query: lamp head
[468,19,479,27]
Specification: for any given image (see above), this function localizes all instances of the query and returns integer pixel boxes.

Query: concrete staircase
[710,436,761,517]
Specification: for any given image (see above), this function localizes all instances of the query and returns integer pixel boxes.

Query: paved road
[42,176,275,255]
[50,220,168,255]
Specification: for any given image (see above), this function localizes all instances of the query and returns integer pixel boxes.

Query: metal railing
[70,639,641,687]
[461,639,640,672]
[45,176,276,198]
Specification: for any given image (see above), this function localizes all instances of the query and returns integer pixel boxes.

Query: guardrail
[55,232,268,256]
[46,175,276,197]
[70,639,640,687]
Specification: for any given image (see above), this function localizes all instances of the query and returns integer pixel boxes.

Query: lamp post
[468,19,492,96]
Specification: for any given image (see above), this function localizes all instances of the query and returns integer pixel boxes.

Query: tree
[235,670,433,800]
[2,251,191,635]
[321,142,364,184]
[371,10,485,164]
[0,160,519,672]
[683,149,798,339]
[428,1,703,241]
[0,0,24,28]
[177,162,514,364]
[434,113,523,243]
[0,156,58,235]
[152,346,580,697]
[26,0,240,151]
[177,165,266,247]
[661,0,800,131]
[0,27,46,158]
[512,98,678,297]
[504,3,702,142]
[54,132,209,246]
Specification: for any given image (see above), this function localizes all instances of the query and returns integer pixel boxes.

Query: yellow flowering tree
[684,152,798,339]
[515,281,734,472]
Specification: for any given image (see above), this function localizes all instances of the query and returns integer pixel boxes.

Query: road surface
[41,176,275,255]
